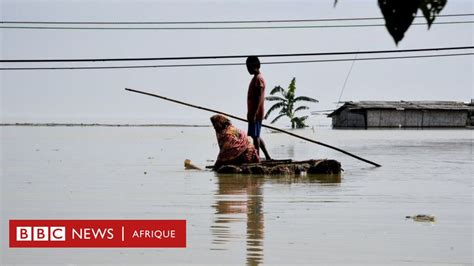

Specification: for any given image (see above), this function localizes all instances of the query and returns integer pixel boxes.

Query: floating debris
[406,214,436,222]
[184,159,201,170]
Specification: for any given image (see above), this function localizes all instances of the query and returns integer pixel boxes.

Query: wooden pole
[125,88,381,167]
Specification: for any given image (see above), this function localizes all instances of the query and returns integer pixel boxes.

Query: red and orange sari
[211,115,260,169]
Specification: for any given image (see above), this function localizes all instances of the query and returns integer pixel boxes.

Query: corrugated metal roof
[328,101,473,117]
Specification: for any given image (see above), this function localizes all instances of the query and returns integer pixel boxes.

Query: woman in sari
[211,114,260,170]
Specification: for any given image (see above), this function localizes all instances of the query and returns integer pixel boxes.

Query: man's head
[246,56,260,75]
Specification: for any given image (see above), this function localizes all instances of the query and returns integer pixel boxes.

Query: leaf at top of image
[420,0,447,28]
[378,0,420,44]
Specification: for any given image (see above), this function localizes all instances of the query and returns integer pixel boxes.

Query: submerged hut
[328,101,473,128]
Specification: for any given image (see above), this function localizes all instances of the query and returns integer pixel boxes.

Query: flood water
[1,126,472,265]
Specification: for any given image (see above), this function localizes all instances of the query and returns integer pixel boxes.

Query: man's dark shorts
[248,120,262,138]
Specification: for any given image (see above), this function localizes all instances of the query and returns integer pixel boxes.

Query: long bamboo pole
[125,88,381,167]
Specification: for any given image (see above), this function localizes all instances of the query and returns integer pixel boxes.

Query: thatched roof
[328,101,473,117]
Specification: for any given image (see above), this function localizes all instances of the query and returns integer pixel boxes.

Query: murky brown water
[1,126,472,265]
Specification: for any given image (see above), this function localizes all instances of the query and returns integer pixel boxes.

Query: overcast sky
[1,0,473,125]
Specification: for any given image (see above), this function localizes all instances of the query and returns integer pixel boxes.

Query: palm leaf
[294,106,309,112]
[292,116,309,128]
[294,96,319,103]
[291,116,308,122]
[286,78,296,100]
[264,102,286,119]
[270,113,286,124]
[269,86,285,95]
[265,96,286,102]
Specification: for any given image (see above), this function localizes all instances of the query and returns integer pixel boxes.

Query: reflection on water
[268,173,342,185]
[211,175,264,265]
[211,173,341,265]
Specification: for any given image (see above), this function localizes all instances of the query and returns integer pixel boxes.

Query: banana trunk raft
[206,159,342,175]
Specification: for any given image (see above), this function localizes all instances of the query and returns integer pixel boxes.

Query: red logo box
[10,220,186,248]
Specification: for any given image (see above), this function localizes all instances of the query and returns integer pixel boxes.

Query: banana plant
[265,77,318,129]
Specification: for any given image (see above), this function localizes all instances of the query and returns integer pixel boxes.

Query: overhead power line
[0,20,472,30]
[337,52,358,107]
[1,53,472,71]
[1,13,472,25]
[1,46,472,63]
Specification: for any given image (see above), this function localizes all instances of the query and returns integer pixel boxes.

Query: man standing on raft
[246,56,271,161]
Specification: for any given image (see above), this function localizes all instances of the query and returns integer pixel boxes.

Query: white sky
[1,0,473,125]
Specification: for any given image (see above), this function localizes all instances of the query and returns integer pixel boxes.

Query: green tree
[265,78,318,129]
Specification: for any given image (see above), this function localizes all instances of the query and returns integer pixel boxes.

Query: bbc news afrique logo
[10,219,186,248]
